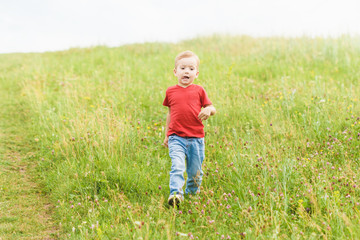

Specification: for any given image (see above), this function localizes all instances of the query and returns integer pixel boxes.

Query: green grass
[0,61,58,239]
[1,35,360,239]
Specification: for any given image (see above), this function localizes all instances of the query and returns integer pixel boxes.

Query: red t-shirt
[163,84,212,138]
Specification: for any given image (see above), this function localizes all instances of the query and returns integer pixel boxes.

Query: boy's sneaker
[168,194,184,207]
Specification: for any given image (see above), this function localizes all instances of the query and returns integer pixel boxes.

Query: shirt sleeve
[200,87,212,107]
[163,90,169,107]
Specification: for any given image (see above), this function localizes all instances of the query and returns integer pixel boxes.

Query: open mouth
[182,76,190,79]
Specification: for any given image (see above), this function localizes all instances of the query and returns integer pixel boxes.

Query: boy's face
[174,57,199,88]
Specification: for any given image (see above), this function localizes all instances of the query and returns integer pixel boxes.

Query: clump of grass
[2,35,360,238]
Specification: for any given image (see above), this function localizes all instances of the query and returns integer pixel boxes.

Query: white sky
[1,0,360,53]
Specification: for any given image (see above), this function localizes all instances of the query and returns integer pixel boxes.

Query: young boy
[163,50,216,207]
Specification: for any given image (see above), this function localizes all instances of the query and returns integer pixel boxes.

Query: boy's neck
[177,83,193,88]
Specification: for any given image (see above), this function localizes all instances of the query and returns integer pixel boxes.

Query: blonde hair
[174,50,200,69]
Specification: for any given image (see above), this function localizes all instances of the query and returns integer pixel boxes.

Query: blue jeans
[168,134,205,196]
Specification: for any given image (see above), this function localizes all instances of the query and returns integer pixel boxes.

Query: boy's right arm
[163,108,171,147]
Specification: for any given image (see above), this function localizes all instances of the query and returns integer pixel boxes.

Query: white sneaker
[168,194,184,207]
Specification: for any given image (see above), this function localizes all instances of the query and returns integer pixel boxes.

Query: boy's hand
[198,107,212,121]
[163,136,169,148]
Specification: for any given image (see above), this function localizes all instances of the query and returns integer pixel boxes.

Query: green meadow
[1,35,360,239]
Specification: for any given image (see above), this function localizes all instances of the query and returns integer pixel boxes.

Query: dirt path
[0,83,58,239]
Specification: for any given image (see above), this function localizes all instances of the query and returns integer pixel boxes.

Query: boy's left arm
[198,105,216,121]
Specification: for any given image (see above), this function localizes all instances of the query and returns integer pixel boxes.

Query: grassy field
[1,35,360,239]
[0,56,58,238]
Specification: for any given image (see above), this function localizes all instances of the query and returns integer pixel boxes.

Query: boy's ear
[173,68,177,75]
[195,71,199,78]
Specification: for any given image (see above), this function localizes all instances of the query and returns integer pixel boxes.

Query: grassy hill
[1,35,360,239]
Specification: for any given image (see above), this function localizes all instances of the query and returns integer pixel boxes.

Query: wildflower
[226,205,231,209]
[179,210,183,214]
[221,235,225,239]
[70,205,74,208]
[209,220,215,224]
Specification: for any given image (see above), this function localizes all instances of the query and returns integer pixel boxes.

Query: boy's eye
[190,68,194,71]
